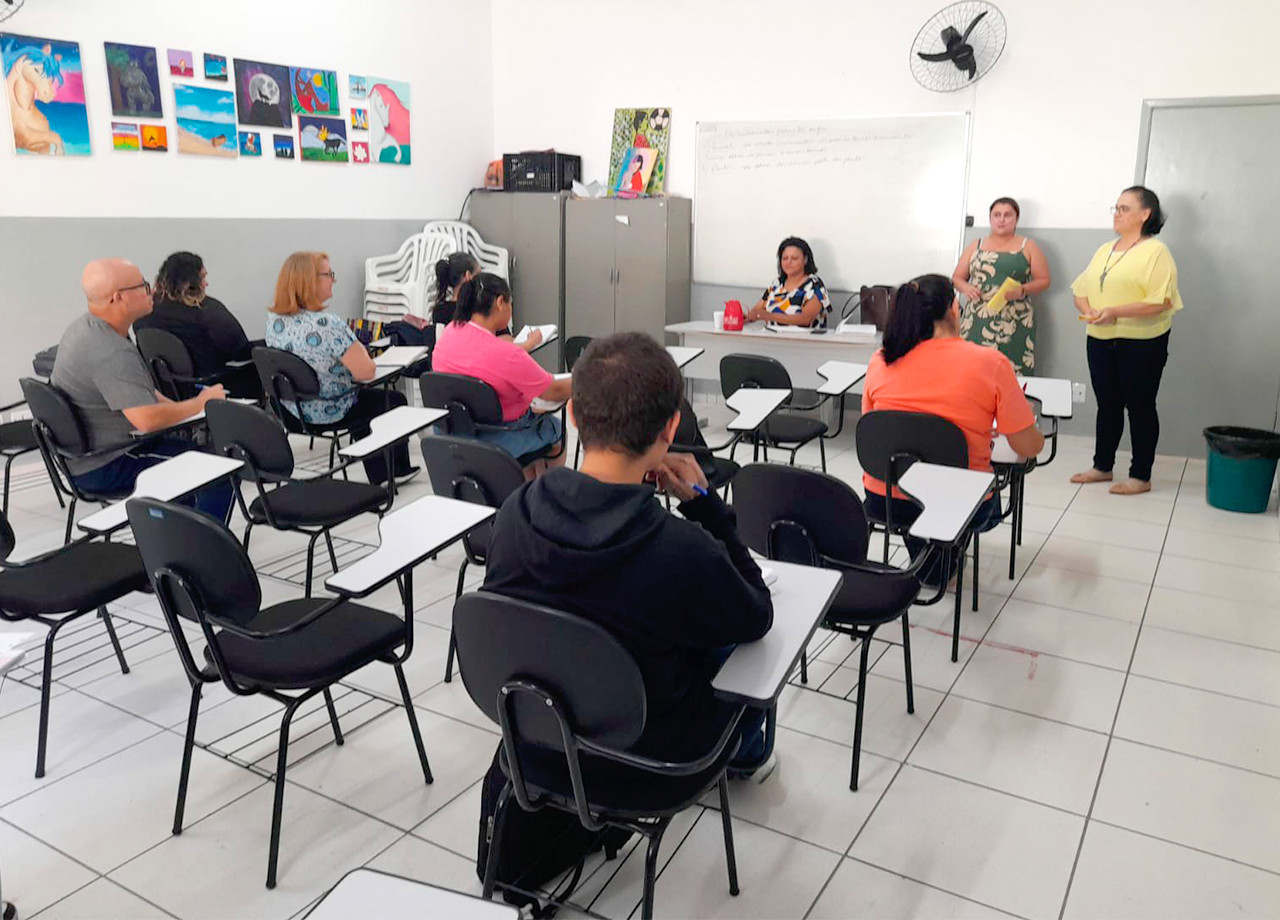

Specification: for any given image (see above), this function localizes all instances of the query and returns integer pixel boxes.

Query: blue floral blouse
[265,309,358,423]
[761,275,832,327]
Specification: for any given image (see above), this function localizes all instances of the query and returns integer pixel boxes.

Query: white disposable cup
[713,311,724,330]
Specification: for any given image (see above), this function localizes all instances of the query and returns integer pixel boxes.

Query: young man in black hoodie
[483,332,777,776]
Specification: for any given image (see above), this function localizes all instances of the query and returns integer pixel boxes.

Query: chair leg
[304,531,321,598]
[393,663,433,784]
[266,696,304,889]
[481,782,513,899]
[819,436,827,473]
[34,619,63,779]
[640,823,669,920]
[717,775,740,897]
[63,496,77,545]
[952,547,964,663]
[98,607,130,675]
[850,631,874,792]
[323,529,339,574]
[1017,477,1026,546]
[242,522,254,552]
[1008,478,1018,581]
[901,610,915,715]
[799,649,808,685]
[444,559,468,683]
[972,532,980,613]
[174,682,203,834]
[322,688,344,746]
[2,453,13,518]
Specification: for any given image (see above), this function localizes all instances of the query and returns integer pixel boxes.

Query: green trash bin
[1204,426,1280,514]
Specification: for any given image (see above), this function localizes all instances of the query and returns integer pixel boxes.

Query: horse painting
[2,37,82,155]
[368,79,410,165]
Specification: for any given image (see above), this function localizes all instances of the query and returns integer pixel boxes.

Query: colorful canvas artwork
[613,147,657,198]
[203,53,227,81]
[273,133,294,159]
[111,121,139,151]
[298,115,348,162]
[349,75,367,99]
[232,58,291,128]
[290,66,338,115]
[103,42,162,118]
[173,83,236,157]
[607,107,671,196]
[0,33,92,155]
[238,130,261,156]
[350,107,367,131]
[351,140,369,164]
[366,77,410,165]
[141,124,167,151]
[167,48,194,77]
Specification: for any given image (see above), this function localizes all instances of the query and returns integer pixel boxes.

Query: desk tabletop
[339,406,446,459]
[816,360,868,396]
[726,388,790,432]
[78,453,244,534]
[666,345,704,370]
[324,494,495,597]
[897,462,996,543]
[305,869,518,919]
[1018,376,1073,419]
[374,346,429,368]
[712,560,842,706]
[667,320,877,345]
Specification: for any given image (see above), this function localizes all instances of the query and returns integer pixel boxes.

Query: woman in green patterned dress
[952,197,1051,373]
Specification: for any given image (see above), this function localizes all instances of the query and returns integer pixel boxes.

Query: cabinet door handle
[609,268,616,285]
[615,269,621,286]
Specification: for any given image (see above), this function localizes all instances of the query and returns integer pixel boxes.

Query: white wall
[490,0,1280,229]
[1,0,494,219]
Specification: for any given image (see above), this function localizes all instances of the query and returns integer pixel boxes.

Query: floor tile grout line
[1099,734,1280,785]
[27,875,183,920]
[1116,670,1280,710]
[840,854,1033,920]
[1055,459,1185,920]
[1134,621,1280,659]
[1085,817,1280,880]
[0,815,114,912]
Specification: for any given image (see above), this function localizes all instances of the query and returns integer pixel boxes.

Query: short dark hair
[154,251,205,307]
[572,333,682,456]
[1122,185,1166,235]
[453,272,510,325]
[989,197,1020,218]
[776,236,818,282]
[882,273,955,364]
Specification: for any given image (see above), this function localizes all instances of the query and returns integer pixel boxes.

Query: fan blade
[960,10,988,43]
[917,49,956,62]
[965,59,977,79]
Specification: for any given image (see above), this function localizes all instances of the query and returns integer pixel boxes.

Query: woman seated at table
[430,252,479,326]
[861,274,1045,579]
[134,251,262,398]
[265,251,416,485]
[431,273,571,478]
[745,236,832,327]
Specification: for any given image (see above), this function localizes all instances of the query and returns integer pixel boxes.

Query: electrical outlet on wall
[1072,382,1087,403]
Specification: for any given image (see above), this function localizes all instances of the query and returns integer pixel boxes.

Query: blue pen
[691,483,708,497]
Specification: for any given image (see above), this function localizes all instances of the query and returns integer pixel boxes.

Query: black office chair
[0,398,61,517]
[856,410,984,662]
[253,346,361,469]
[20,377,159,544]
[670,397,739,496]
[563,336,591,468]
[418,372,566,469]
[137,328,223,401]
[731,463,922,791]
[420,435,525,683]
[454,591,744,920]
[0,509,144,778]
[206,400,393,596]
[126,496,433,890]
[719,354,828,471]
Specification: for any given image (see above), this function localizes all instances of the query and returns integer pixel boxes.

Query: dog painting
[298,114,348,162]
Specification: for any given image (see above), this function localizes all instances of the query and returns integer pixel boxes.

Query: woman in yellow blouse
[1070,186,1183,495]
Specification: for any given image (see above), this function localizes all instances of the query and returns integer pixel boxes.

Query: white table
[306,868,518,919]
[666,345,705,371]
[374,346,429,369]
[325,495,495,599]
[77,453,244,535]
[1017,375,1073,419]
[897,463,996,543]
[338,406,446,460]
[712,560,842,706]
[816,360,868,397]
[726,388,790,433]
[130,397,257,437]
[666,320,879,389]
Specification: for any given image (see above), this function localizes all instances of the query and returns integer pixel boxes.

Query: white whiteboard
[694,114,970,292]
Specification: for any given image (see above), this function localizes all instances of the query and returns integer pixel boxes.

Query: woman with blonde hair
[265,251,416,484]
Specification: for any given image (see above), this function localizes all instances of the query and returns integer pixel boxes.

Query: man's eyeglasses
[117,280,152,297]
[319,271,337,281]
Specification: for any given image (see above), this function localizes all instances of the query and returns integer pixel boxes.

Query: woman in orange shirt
[862,274,1045,578]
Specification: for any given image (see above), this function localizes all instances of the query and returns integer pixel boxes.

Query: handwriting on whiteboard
[700,123,913,174]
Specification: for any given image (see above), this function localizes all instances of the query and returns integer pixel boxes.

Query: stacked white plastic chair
[422,220,511,281]
[363,232,456,322]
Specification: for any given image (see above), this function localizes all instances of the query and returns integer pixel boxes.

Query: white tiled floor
[2,418,1279,919]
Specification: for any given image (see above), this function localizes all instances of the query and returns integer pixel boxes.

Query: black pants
[340,388,412,484]
[1086,333,1169,482]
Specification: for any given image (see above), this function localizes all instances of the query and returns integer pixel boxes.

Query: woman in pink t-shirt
[431,273,572,477]
[861,274,1045,581]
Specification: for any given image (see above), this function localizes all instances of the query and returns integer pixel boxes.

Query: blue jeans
[72,438,234,523]
[864,490,1002,585]
[712,645,770,770]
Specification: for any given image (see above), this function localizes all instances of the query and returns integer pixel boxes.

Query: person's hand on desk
[746,303,769,323]
[521,329,543,352]
[648,452,709,502]
[198,384,227,404]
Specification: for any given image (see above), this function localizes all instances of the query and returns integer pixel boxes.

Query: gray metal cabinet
[466,190,567,371]
[564,198,691,346]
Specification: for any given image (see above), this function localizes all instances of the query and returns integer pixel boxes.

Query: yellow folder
[983,277,1022,315]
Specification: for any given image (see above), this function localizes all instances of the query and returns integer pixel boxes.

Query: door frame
[1135,94,1280,181]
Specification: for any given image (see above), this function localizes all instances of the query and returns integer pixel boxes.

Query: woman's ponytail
[451,272,510,326]
[882,274,955,363]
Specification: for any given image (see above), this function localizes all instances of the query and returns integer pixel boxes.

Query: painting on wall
[111,121,139,151]
[298,114,348,162]
[167,48,194,77]
[349,74,367,99]
[141,123,167,152]
[232,57,291,128]
[203,53,227,81]
[607,107,671,196]
[290,66,338,115]
[366,77,410,165]
[238,130,261,156]
[273,133,294,159]
[350,107,367,131]
[351,140,369,163]
[103,42,162,118]
[0,33,92,155]
[173,83,236,157]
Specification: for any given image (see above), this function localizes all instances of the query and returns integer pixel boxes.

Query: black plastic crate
[503,151,581,192]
